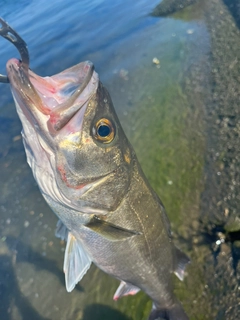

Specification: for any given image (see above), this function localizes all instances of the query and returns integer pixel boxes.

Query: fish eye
[93,118,115,143]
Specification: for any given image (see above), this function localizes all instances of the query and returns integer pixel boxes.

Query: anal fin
[113,281,140,301]
[64,232,92,292]
[173,246,190,281]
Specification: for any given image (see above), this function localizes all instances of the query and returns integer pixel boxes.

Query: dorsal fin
[64,232,92,292]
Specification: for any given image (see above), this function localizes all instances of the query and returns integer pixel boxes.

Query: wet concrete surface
[201,2,240,316]
[153,0,240,318]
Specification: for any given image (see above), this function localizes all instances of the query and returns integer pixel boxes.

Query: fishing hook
[0,17,29,83]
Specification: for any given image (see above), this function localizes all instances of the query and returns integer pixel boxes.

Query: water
[0,0,240,319]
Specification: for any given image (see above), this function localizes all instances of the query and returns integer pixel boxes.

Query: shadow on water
[0,254,50,320]
[191,224,240,273]
[4,235,83,292]
[82,304,132,320]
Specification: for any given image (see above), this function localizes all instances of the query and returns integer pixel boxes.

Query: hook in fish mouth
[1,17,98,135]
[0,17,30,83]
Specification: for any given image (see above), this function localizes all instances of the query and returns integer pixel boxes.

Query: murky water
[0,0,239,319]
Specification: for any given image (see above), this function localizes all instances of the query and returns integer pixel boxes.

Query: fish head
[7,58,133,213]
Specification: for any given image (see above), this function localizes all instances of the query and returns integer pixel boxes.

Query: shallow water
[0,0,239,319]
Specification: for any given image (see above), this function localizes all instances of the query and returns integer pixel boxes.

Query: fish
[0,18,190,320]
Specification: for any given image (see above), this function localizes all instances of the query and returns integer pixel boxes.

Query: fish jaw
[7,58,132,214]
[6,58,98,140]
[6,58,104,211]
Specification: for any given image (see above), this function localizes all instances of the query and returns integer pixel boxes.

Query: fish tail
[148,302,189,320]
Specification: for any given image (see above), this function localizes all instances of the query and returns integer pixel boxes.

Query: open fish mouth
[0,18,112,210]
[0,17,98,135]
[7,58,97,132]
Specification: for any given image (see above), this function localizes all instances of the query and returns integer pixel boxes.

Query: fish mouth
[6,58,98,133]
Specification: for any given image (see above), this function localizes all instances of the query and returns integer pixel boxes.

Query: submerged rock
[152,0,198,16]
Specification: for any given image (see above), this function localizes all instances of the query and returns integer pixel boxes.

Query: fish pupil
[98,125,110,137]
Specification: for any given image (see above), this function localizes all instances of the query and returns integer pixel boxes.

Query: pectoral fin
[64,232,92,292]
[85,215,141,241]
[113,281,140,301]
[173,246,190,281]
[55,220,68,241]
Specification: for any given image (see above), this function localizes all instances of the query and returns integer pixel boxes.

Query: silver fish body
[6,55,190,320]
